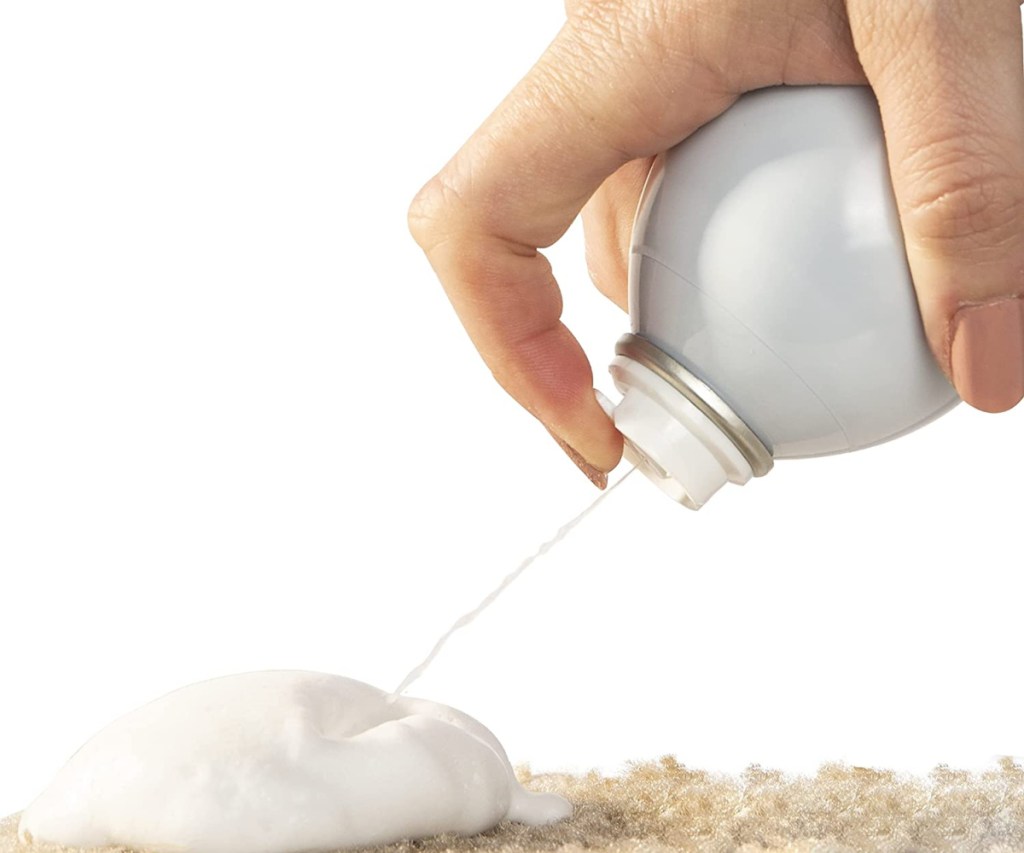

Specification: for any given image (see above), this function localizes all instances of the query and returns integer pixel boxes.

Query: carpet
[4,757,1024,853]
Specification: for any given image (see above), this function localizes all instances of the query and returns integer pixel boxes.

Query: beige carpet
[4,757,1024,853]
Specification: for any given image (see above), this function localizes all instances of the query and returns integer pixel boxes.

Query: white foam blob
[19,671,571,853]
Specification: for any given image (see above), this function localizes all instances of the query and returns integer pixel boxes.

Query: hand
[409,0,1024,488]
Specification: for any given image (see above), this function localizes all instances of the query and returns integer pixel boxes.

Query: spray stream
[391,467,635,699]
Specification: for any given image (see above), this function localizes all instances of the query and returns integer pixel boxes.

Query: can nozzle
[605,334,774,509]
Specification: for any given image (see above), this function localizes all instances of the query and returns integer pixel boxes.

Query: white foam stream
[391,467,635,698]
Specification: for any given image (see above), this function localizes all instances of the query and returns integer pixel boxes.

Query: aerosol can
[609,85,960,509]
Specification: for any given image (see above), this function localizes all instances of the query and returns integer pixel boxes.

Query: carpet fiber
[4,757,1024,853]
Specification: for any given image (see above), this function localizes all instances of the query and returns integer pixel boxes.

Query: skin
[409,0,1024,486]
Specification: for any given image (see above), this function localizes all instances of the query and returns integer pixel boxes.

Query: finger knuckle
[850,0,943,60]
[583,225,628,302]
[407,172,466,254]
[584,252,616,302]
[565,0,727,151]
[901,143,1024,255]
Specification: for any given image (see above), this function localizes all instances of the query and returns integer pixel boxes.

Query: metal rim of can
[614,333,775,478]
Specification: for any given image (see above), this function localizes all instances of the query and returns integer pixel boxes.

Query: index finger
[408,9,737,478]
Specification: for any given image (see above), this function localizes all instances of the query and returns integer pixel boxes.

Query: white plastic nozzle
[608,356,754,509]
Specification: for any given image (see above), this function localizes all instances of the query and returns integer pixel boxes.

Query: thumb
[849,0,1024,412]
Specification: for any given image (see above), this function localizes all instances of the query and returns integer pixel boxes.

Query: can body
[628,85,959,460]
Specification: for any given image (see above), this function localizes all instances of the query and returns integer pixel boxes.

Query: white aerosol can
[609,85,960,509]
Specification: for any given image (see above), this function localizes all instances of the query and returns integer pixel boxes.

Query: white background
[1,1,1022,819]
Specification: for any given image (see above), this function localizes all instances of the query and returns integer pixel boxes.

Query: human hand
[409,0,1024,488]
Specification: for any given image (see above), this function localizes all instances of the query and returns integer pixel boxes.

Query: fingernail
[950,297,1024,412]
[548,431,608,490]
